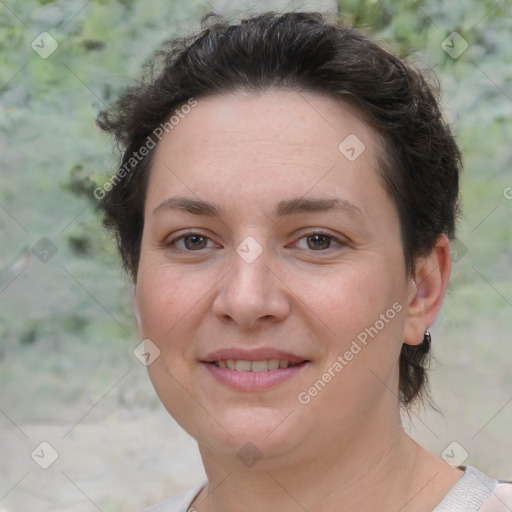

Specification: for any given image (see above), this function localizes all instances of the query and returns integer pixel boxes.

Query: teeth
[251,360,268,372]
[267,359,280,370]
[235,360,252,372]
[214,359,295,371]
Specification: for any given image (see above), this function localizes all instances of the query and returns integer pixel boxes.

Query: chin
[186,404,310,462]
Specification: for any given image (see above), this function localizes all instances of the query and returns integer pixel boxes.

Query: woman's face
[134,90,416,464]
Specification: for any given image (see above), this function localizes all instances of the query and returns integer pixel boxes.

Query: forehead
[146,90,390,219]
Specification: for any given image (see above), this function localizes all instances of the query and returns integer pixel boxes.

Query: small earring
[423,329,431,346]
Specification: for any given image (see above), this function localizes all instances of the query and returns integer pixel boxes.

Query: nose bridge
[230,233,270,291]
[227,245,273,307]
[213,239,290,327]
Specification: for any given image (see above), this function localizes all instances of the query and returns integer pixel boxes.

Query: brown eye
[306,234,334,250]
[182,234,209,250]
[292,231,345,252]
[162,231,220,253]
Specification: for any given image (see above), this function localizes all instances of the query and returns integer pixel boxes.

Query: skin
[133,90,463,512]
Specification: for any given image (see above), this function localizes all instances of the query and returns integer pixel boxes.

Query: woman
[96,12,512,512]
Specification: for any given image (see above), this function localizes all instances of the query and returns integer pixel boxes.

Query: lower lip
[201,362,309,391]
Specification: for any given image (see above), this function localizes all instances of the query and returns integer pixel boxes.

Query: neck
[192,404,455,512]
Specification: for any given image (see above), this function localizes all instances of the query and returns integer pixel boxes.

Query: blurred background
[0,0,511,510]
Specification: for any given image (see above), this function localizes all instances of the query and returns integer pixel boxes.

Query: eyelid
[161,229,221,250]
[160,228,349,252]
[291,229,349,248]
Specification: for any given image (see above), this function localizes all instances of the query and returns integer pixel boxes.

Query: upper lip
[202,348,308,364]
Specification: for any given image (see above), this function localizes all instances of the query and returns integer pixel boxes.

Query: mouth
[208,359,305,372]
[200,349,311,391]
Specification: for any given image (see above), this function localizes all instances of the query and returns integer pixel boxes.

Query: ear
[403,234,452,346]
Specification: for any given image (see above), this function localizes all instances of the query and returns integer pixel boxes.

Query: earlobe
[403,234,452,346]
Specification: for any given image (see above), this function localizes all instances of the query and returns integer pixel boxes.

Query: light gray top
[432,465,512,512]
[139,465,512,512]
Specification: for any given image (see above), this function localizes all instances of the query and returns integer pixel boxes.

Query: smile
[211,359,300,371]
[203,360,310,391]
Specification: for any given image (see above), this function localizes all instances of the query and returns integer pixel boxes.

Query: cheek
[297,265,383,330]
[297,270,405,417]
[299,261,405,366]
[135,263,207,419]
[134,261,203,342]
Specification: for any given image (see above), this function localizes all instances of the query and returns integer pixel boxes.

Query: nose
[212,248,291,330]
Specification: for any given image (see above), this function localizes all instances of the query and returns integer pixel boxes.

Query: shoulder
[138,482,207,512]
[434,465,512,512]
[479,477,512,512]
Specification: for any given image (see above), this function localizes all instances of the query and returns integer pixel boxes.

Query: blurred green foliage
[0,0,511,421]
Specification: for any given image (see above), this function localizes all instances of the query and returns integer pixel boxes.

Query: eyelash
[162,230,347,252]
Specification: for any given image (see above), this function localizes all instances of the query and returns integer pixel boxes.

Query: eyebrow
[152,196,364,218]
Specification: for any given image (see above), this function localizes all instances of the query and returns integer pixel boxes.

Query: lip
[201,360,310,391]
[201,347,307,365]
